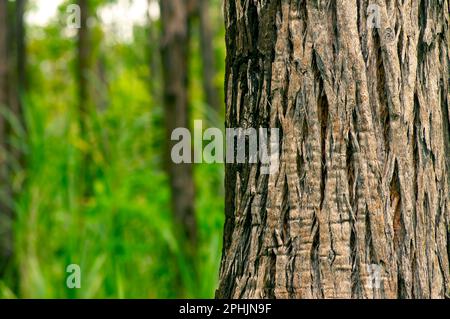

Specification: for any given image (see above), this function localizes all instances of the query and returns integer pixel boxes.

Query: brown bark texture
[160,0,197,248]
[217,0,450,299]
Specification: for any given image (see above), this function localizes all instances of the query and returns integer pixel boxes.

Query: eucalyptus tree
[217,0,449,299]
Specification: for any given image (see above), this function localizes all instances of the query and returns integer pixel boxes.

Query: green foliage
[3,0,226,298]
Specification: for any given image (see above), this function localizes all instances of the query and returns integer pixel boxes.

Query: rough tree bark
[217,0,449,299]
[160,0,197,248]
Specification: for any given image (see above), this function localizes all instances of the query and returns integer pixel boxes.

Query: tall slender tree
[0,0,13,278]
[197,0,221,116]
[11,0,27,172]
[217,0,449,299]
[147,0,161,101]
[78,0,93,114]
[16,0,26,95]
[0,0,26,285]
[77,0,94,197]
[5,0,26,124]
[160,0,197,249]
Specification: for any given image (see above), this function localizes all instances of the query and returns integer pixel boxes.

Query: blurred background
[0,0,225,298]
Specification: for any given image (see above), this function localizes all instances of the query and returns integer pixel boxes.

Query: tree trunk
[16,0,26,94]
[11,0,26,171]
[217,0,449,299]
[6,0,26,116]
[0,0,13,277]
[147,0,161,102]
[0,0,26,286]
[160,0,197,248]
[77,0,94,197]
[198,0,221,116]
[78,0,92,114]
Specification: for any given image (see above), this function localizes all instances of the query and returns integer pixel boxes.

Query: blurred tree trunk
[197,0,221,116]
[160,0,197,249]
[188,0,221,117]
[147,0,160,101]
[78,0,92,113]
[0,0,13,277]
[5,0,26,163]
[77,0,94,196]
[0,0,26,282]
[95,51,107,112]
[16,0,26,95]
[217,0,449,299]
[11,0,27,171]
